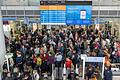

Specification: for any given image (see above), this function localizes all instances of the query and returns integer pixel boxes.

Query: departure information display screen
[40,1,92,25]
[40,5,66,25]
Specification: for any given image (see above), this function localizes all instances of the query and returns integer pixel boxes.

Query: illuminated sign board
[40,1,92,25]
[66,5,92,25]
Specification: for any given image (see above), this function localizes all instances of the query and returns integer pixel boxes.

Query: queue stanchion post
[76,64,79,79]
[63,64,66,80]
[52,64,54,80]
[5,53,13,72]
[6,57,10,72]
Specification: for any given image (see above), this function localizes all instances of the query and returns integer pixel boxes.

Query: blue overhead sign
[40,10,66,25]
[0,18,17,20]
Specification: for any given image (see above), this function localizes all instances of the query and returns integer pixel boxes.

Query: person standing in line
[55,52,63,79]
[104,66,112,80]
[15,51,24,73]
[4,72,13,80]
[33,70,40,80]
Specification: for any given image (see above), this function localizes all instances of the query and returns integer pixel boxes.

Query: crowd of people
[2,26,119,80]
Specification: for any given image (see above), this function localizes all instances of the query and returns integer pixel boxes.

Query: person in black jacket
[104,66,112,80]
[3,61,7,70]
[68,70,79,80]
[23,73,32,80]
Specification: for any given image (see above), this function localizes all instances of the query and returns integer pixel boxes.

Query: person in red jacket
[40,53,49,73]
[65,58,73,78]
[65,58,72,69]
[40,53,49,62]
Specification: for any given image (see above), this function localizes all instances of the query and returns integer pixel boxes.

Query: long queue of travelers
[2,26,119,80]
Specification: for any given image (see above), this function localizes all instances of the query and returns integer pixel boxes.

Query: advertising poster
[80,10,86,19]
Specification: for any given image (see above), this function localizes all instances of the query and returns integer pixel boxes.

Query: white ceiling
[1,0,120,6]
[92,0,120,5]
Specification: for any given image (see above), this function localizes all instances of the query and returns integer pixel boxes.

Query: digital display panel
[40,1,92,25]
[66,5,92,25]
[40,5,66,25]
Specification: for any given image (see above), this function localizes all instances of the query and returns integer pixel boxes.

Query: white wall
[1,5,120,10]
[1,6,39,10]
[28,0,40,5]
[2,0,28,5]
[1,0,40,6]
[93,6,120,10]
[93,0,120,5]
[2,0,120,6]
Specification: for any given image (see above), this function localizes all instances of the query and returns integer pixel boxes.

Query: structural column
[118,25,120,40]
[0,5,6,69]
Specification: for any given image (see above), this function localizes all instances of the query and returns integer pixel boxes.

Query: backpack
[16,56,23,64]
[36,57,42,65]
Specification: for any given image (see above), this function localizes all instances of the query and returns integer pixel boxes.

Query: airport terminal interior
[0,0,120,80]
